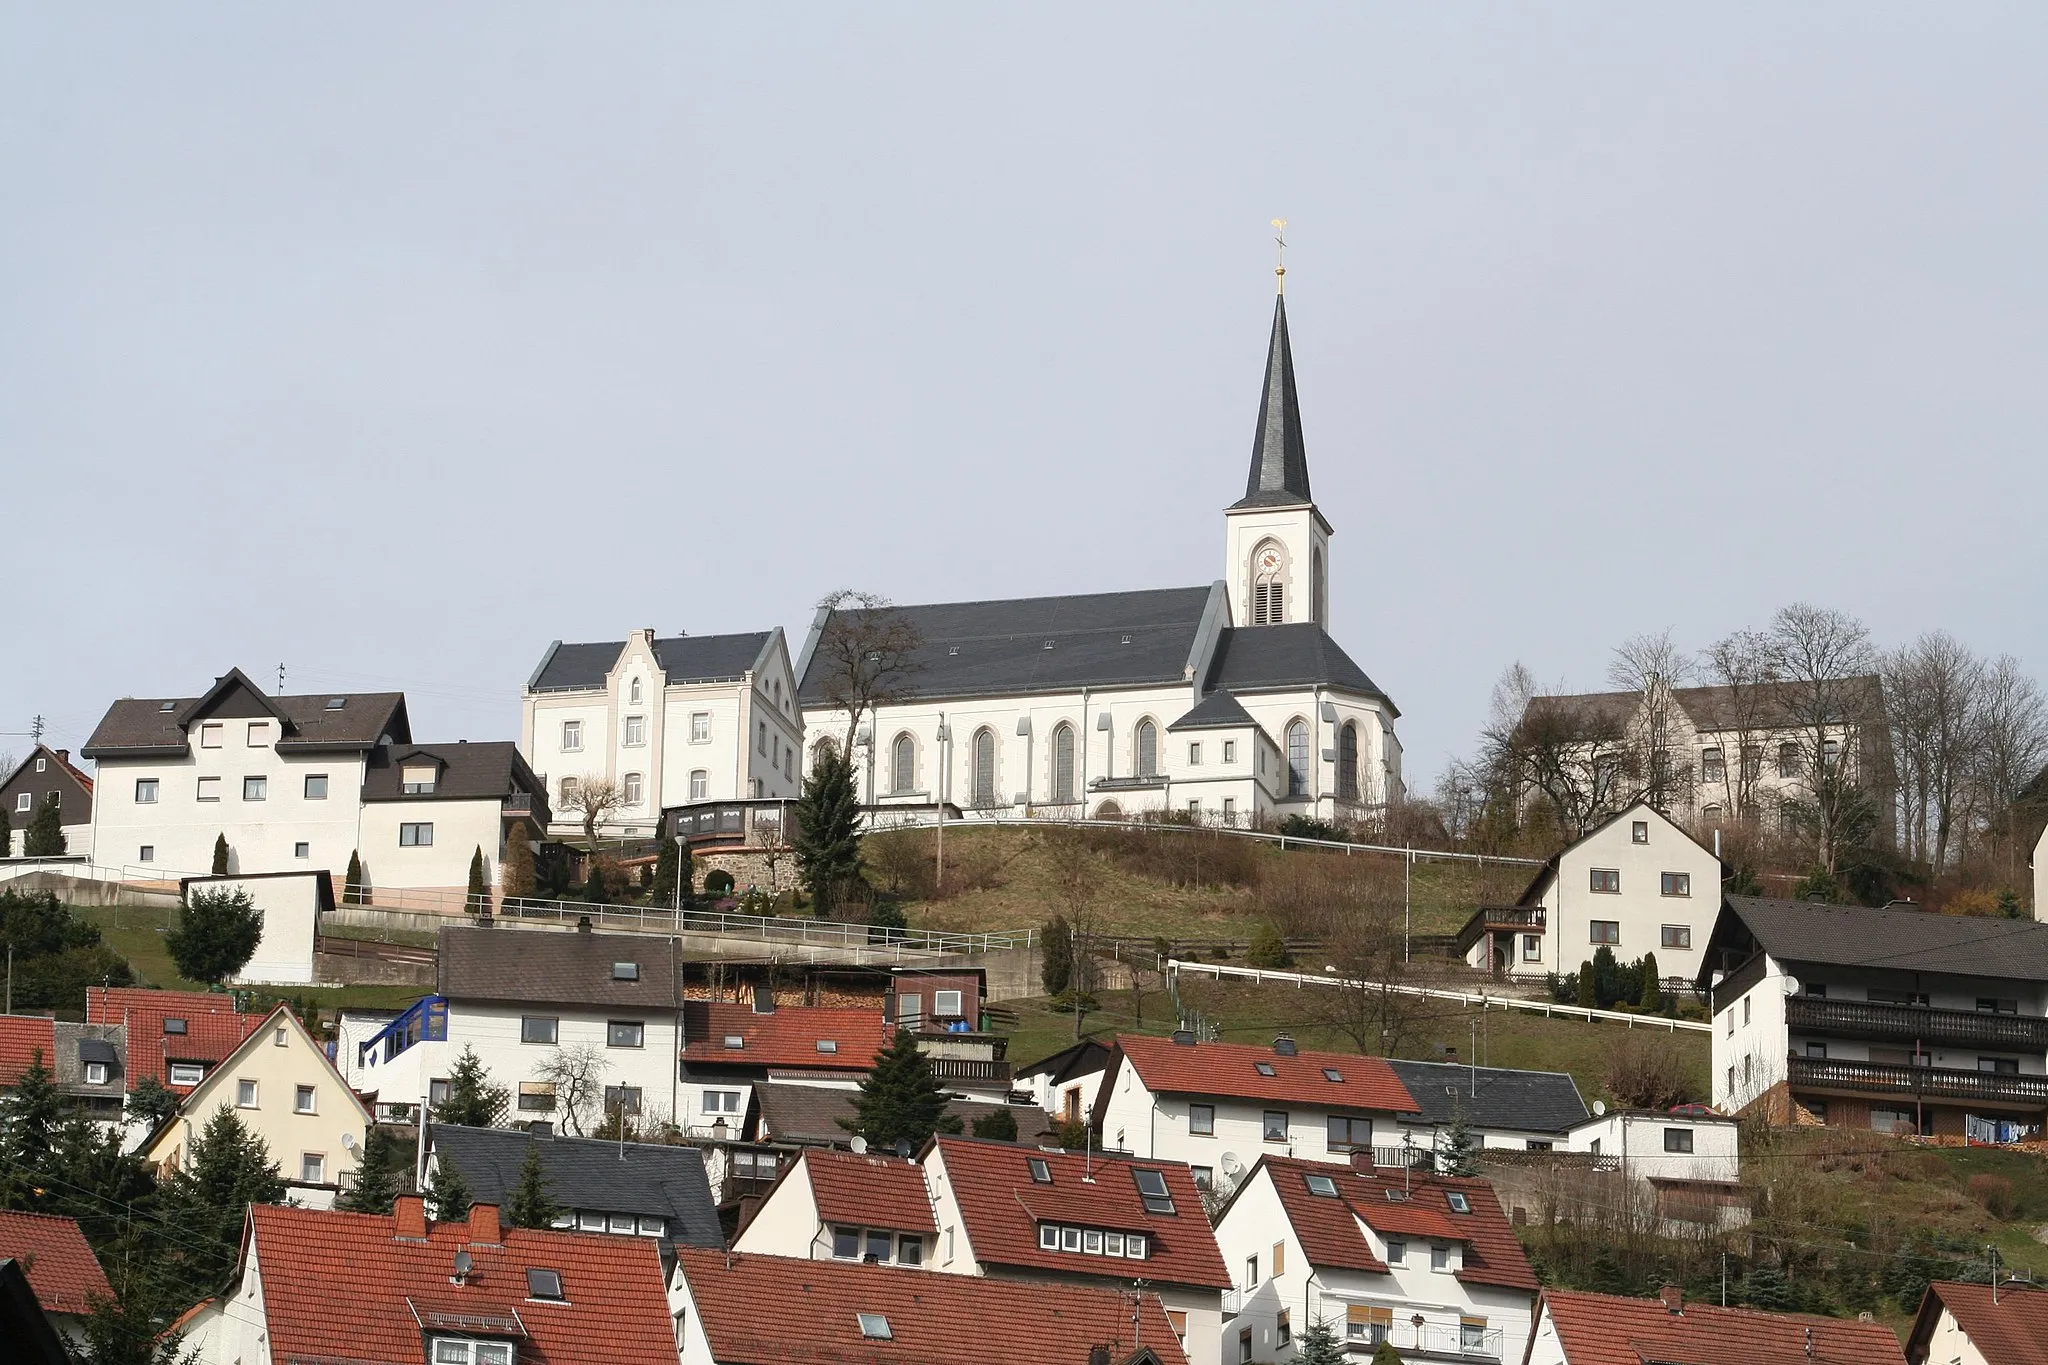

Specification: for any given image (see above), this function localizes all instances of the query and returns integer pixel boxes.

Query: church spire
[1230,291,1313,509]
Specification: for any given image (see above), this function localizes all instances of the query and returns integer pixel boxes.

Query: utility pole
[277,663,287,695]
[28,715,44,745]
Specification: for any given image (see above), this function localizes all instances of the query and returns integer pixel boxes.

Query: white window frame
[300,1152,326,1184]
[689,769,709,801]
[134,778,159,804]
[702,1089,743,1116]
[237,1079,259,1109]
[295,1085,317,1114]
[305,773,329,800]
[168,1062,204,1087]
[561,720,583,752]
[85,1062,109,1085]
[624,715,646,747]
[690,713,711,743]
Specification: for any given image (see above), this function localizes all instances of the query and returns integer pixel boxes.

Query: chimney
[1658,1285,1683,1316]
[53,750,68,764]
[1273,1035,1297,1057]
[468,1203,502,1246]
[1349,1149,1376,1172]
[577,915,594,934]
[393,1195,428,1240]
[1170,1029,1196,1046]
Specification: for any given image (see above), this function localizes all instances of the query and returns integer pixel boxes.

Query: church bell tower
[1224,239,1332,629]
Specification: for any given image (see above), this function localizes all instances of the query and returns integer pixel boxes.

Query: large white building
[795,293,1403,828]
[520,627,801,838]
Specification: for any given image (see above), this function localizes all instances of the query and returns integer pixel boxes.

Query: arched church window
[972,728,997,807]
[812,736,838,769]
[1252,541,1286,625]
[891,733,916,794]
[1052,723,1077,803]
[1135,720,1158,778]
[1285,720,1310,797]
[1312,548,1326,627]
[1337,722,1360,802]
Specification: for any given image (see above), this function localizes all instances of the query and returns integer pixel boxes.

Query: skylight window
[1385,1189,1410,1203]
[1028,1158,1052,1184]
[1132,1169,1176,1215]
[1304,1174,1340,1198]
[816,1039,838,1054]
[612,962,640,981]
[1254,1062,1276,1077]
[1322,1067,1344,1082]
[158,701,175,712]
[525,1268,564,1300]
[857,1313,892,1341]
[723,1035,744,1049]
[163,1018,188,1036]
[1445,1191,1472,1214]
[326,697,346,710]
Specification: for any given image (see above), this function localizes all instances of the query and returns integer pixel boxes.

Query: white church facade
[794,291,1403,827]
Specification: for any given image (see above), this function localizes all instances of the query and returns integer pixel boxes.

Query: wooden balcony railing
[925,1057,1012,1085]
[1455,906,1546,955]
[1787,997,2048,1052]
[1787,1055,2048,1107]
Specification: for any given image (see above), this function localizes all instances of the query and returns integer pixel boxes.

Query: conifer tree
[507,1145,562,1229]
[793,746,863,913]
[1295,1320,1346,1365]
[1436,1106,1479,1177]
[840,1026,948,1152]
[434,1046,509,1128]
[650,838,691,907]
[1369,1340,1404,1365]
[1575,966,1596,1009]
[501,836,535,900]
[156,1108,285,1300]
[124,1076,183,1132]
[0,804,10,858]
[466,846,489,914]
[23,793,66,856]
[1745,1259,1795,1312]
[1639,951,1664,1011]
[970,1107,1018,1141]
[1040,915,1074,996]
[166,887,263,986]
[336,1126,409,1214]
[425,1153,474,1221]
[344,850,366,905]
[211,833,230,875]
[0,1050,66,1208]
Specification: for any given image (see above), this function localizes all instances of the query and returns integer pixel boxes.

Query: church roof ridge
[1229,294,1313,511]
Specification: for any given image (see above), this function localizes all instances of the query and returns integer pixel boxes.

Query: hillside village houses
[0,745,95,857]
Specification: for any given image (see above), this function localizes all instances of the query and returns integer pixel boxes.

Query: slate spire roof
[1231,295,1313,510]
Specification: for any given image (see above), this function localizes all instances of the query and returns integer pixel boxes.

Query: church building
[794,287,1403,828]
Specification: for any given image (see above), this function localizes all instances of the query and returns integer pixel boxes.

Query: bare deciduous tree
[1972,656,2048,882]
[1885,631,1984,871]
[1302,868,1423,1057]
[1765,604,1881,874]
[1698,628,1777,820]
[809,590,924,799]
[1607,630,1695,815]
[1481,663,1635,839]
[560,775,630,844]
[536,1043,611,1136]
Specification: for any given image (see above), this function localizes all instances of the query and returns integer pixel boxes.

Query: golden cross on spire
[1271,218,1288,294]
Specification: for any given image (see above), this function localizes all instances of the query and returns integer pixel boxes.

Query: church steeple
[1230,294,1313,510]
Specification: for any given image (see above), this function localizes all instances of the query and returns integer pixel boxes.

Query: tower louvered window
[1052,724,1076,803]
[1253,576,1284,624]
[972,728,996,807]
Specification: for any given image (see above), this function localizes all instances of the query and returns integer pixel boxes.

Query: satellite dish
[1220,1152,1243,1177]
[850,1136,868,1155]
[341,1133,358,1151]
[894,1138,913,1159]
[452,1249,473,1283]
[1781,975,1802,997]
[1592,1101,1607,1116]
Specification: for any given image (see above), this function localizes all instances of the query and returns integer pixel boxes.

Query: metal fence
[1168,959,1710,1033]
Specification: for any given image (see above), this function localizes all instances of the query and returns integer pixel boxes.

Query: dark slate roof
[1522,676,1885,737]
[83,669,410,758]
[1709,896,2048,984]
[437,926,681,1010]
[1013,1038,1111,1086]
[427,1124,720,1248]
[361,742,548,813]
[796,586,1219,705]
[1166,690,1259,733]
[753,1082,1055,1148]
[1204,624,1396,713]
[1385,1060,1589,1134]
[528,632,773,692]
[1229,295,1314,511]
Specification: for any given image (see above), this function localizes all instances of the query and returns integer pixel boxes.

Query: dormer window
[401,765,437,795]
[84,1062,109,1086]
[431,1340,512,1365]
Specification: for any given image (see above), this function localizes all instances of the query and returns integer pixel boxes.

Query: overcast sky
[5,6,2044,790]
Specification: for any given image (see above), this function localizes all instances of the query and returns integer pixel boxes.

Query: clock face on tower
[1256,547,1282,574]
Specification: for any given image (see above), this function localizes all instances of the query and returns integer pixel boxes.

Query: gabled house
[1526,1285,1908,1364]
[1457,799,1721,984]
[1906,1278,2048,1365]
[85,987,263,1098]
[733,1149,937,1268]
[1381,1058,1590,1153]
[0,1258,71,1365]
[751,1080,1053,1150]
[1212,1154,1538,1365]
[1020,1036,1114,1128]
[425,1123,722,1250]
[355,741,551,904]
[181,1197,677,1365]
[0,1016,128,1123]
[920,1134,1231,1365]
[140,1004,371,1208]
[1701,895,2048,1135]
[0,746,94,857]
[1094,1033,1417,1192]
[355,922,684,1135]
[669,1247,1190,1365]
[0,1211,113,1347]
[677,1000,888,1137]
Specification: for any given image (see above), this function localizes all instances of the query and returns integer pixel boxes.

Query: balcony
[1786,996,2048,1052]
[1787,1055,2048,1109]
[1454,906,1545,956]
[925,1057,1012,1086]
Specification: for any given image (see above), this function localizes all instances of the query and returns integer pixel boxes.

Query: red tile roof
[676,1248,1191,1365]
[246,1202,675,1365]
[1251,1156,1537,1291]
[0,1211,111,1316]
[0,1017,57,1087]
[800,1150,936,1233]
[1111,1033,1417,1113]
[1538,1288,1908,1365]
[929,1135,1230,1290]
[85,988,262,1090]
[682,1002,888,1070]
[1911,1280,2048,1365]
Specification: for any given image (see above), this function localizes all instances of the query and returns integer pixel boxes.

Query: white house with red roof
[1094,1033,1418,1194]
[181,1197,678,1365]
[733,1148,937,1267]
[670,1246,1189,1365]
[86,987,265,1147]
[0,1211,112,1347]
[920,1134,1231,1365]
[1527,1285,1907,1365]
[677,999,889,1137]
[1212,1153,1539,1364]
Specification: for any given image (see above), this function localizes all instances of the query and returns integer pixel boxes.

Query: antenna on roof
[277,663,286,695]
